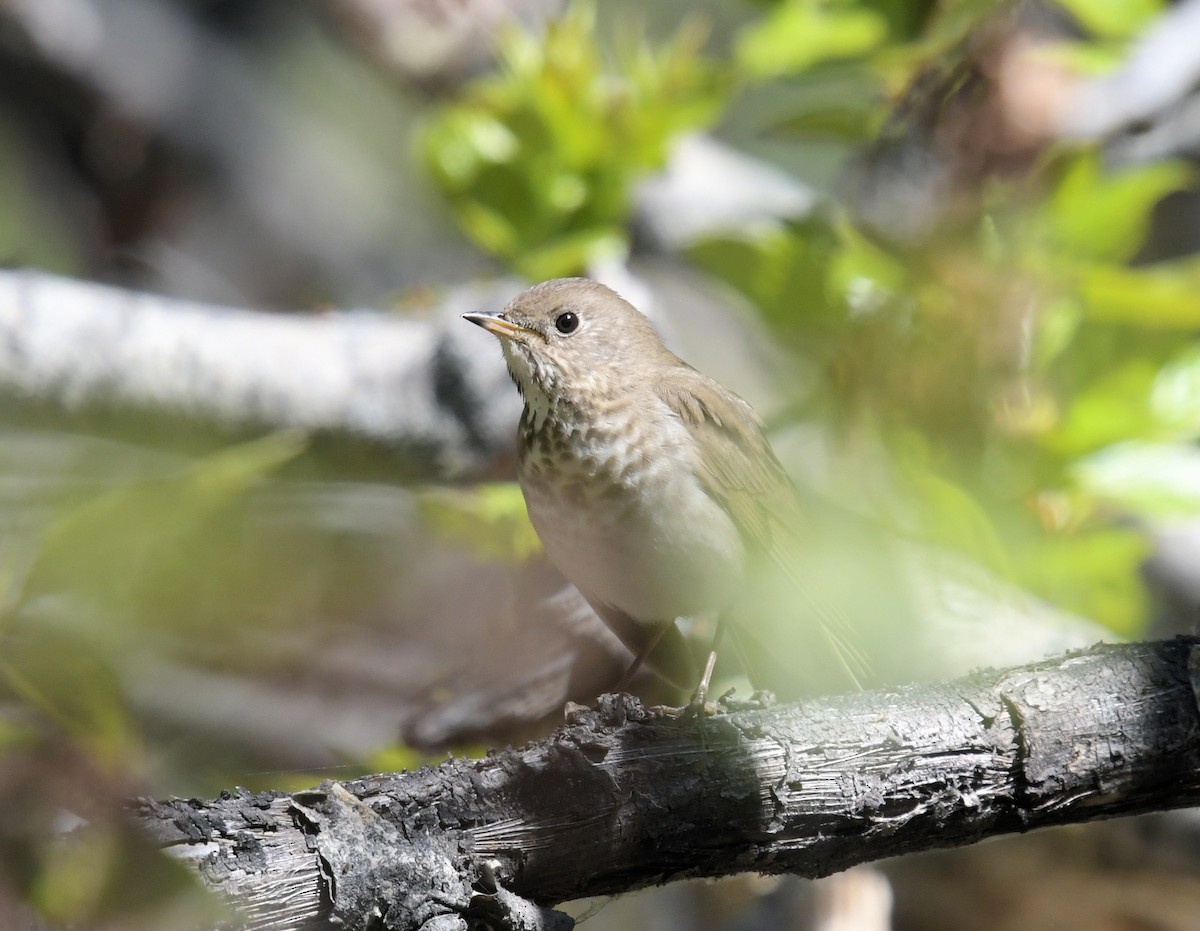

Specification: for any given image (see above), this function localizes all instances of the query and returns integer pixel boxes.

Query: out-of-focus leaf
[758,80,883,141]
[1151,344,1200,438]
[892,437,1011,574]
[688,219,844,334]
[1049,358,1159,456]
[765,100,882,141]
[421,4,727,277]
[879,0,994,72]
[19,431,307,613]
[0,628,136,762]
[829,220,909,316]
[366,743,487,776]
[1032,297,1084,369]
[737,0,889,78]
[517,227,628,283]
[1016,527,1149,636]
[1046,156,1192,263]
[1055,0,1165,39]
[29,821,219,927]
[1074,441,1200,516]
[418,483,541,563]
[1077,261,1200,327]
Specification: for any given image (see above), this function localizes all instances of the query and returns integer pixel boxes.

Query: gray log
[133,638,1200,930]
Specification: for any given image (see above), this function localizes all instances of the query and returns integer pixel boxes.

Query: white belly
[520,416,744,623]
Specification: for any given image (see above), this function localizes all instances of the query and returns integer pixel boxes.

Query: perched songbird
[463,278,856,701]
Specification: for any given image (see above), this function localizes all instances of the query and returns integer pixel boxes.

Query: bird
[463,277,859,703]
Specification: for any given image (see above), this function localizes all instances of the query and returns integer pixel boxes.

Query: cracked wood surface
[132,638,1200,930]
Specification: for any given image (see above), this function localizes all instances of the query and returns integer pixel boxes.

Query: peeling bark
[131,639,1200,930]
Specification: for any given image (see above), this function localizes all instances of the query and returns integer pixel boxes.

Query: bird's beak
[461,311,537,341]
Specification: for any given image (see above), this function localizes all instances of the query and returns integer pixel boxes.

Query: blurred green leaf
[688,219,844,335]
[0,628,136,761]
[28,821,219,927]
[768,101,883,141]
[1049,358,1160,456]
[736,0,889,78]
[1151,344,1200,438]
[1016,528,1149,636]
[1046,155,1192,263]
[422,3,727,277]
[892,435,1011,574]
[1077,261,1200,327]
[1055,0,1165,39]
[19,431,307,615]
[418,483,541,563]
[365,743,488,776]
[1074,441,1200,517]
[1032,297,1085,370]
[829,220,909,315]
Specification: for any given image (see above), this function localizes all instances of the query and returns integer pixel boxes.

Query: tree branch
[0,269,522,478]
[133,638,1200,930]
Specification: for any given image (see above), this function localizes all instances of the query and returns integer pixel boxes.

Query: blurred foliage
[1055,0,1164,39]
[421,2,727,278]
[735,0,890,77]
[0,433,305,925]
[418,483,543,563]
[17,431,308,618]
[689,153,1198,631]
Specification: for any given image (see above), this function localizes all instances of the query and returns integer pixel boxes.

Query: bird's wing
[655,366,868,687]
[655,365,802,557]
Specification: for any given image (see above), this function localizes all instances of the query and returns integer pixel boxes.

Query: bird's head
[463,278,670,406]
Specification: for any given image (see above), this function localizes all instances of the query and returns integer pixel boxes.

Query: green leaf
[514,226,627,281]
[1047,155,1192,263]
[1074,441,1200,517]
[1151,344,1200,439]
[892,436,1011,574]
[768,101,883,142]
[1016,527,1149,636]
[421,3,727,274]
[1055,0,1165,39]
[418,483,541,563]
[1033,297,1085,370]
[737,0,889,78]
[0,627,136,760]
[1077,261,1200,328]
[829,220,909,315]
[19,431,307,612]
[1049,358,1160,456]
[688,220,844,334]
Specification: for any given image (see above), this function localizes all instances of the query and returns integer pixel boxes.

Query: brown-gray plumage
[464,277,851,697]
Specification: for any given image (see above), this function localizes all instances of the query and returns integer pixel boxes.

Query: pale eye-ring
[555,311,580,334]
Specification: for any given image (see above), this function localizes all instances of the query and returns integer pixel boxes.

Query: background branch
[0,268,521,479]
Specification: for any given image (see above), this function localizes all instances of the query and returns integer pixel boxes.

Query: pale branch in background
[1064,0,1200,143]
[133,639,1200,931]
[0,269,521,477]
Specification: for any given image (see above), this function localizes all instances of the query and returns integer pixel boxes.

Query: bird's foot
[688,648,720,713]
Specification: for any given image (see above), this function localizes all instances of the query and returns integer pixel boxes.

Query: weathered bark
[133,638,1200,930]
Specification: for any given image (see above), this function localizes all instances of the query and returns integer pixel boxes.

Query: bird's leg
[612,622,670,693]
[690,617,728,709]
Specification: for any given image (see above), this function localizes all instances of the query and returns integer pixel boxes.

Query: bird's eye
[554,311,580,334]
